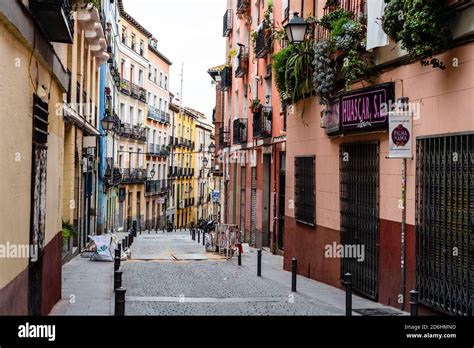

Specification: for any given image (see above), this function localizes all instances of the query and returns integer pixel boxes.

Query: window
[120,103,126,122]
[164,101,168,112]
[131,34,136,50]
[294,156,315,226]
[140,40,144,56]
[159,98,163,111]
[164,75,168,90]
[129,106,135,125]
[138,70,143,86]
[154,68,158,84]
[121,27,127,44]
[138,109,143,124]
[160,72,163,87]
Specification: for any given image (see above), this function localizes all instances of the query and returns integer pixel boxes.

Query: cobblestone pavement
[122,230,406,316]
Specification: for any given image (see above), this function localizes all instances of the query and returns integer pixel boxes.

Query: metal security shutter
[416,134,473,316]
[251,167,257,246]
[340,143,379,300]
[240,165,246,241]
[294,156,315,226]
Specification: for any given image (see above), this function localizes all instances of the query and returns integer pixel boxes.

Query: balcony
[219,126,231,148]
[255,22,272,58]
[117,122,147,142]
[220,66,232,91]
[316,0,366,41]
[235,46,249,78]
[120,168,147,184]
[253,106,272,139]
[103,158,122,187]
[233,119,248,145]
[223,9,233,37]
[236,0,250,15]
[145,180,162,196]
[148,105,160,121]
[30,0,74,43]
[139,87,147,103]
[119,78,131,95]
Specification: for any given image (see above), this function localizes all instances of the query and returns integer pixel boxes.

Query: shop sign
[212,190,220,203]
[388,111,413,158]
[340,83,394,132]
[324,98,341,135]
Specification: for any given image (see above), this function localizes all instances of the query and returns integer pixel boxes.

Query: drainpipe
[401,158,407,311]
[272,142,278,254]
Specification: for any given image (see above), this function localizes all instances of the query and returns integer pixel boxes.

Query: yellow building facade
[170,108,196,228]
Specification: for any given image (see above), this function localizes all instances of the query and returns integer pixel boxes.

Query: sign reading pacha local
[340,83,394,132]
[388,111,413,158]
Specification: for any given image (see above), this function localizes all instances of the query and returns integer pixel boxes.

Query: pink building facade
[218,0,288,253]
[283,0,474,316]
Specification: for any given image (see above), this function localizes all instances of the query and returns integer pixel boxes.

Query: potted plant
[250,98,262,112]
[62,220,76,252]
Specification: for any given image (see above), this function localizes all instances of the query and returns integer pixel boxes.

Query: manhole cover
[353,308,404,316]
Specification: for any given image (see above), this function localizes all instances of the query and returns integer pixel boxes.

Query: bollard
[114,248,120,259]
[124,236,129,249]
[114,270,122,291]
[198,231,200,243]
[114,256,120,272]
[344,273,352,316]
[291,258,297,292]
[114,287,126,316]
[257,249,262,277]
[202,231,205,246]
[122,238,127,249]
[410,290,419,316]
[117,242,122,252]
[238,243,242,266]
[129,233,133,245]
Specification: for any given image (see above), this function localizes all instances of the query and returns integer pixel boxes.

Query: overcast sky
[123,0,226,122]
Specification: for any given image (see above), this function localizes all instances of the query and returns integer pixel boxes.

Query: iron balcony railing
[219,126,231,148]
[235,46,249,78]
[139,87,147,103]
[29,0,74,43]
[117,122,147,142]
[220,66,232,91]
[120,168,147,184]
[130,83,139,99]
[253,106,272,139]
[148,105,160,120]
[119,78,131,95]
[255,22,272,58]
[316,0,366,41]
[103,158,122,187]
[233,118,247,145]
[223,9,233,37]
[145,180,162,196]
[236,0,250,14]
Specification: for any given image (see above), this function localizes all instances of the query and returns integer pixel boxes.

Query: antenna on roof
[179,62,184,114]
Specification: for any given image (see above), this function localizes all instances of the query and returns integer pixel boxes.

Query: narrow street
[52,229,402,316]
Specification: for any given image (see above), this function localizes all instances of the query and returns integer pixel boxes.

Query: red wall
[284,216,341,288]
[41,233,62,315]
[0,268,28,315]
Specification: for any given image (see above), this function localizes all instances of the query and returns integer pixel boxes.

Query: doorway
[340,142,380,300]
[262,154,271,247]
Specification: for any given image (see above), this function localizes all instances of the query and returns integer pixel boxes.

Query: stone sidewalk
[49,232,129,316]
[228,245,408,316]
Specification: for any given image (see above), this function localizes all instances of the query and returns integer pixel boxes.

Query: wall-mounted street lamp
[284,12,308,44]
[101,114,116,134]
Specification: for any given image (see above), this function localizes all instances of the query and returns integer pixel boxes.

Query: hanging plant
[313,40,335,105]
[382,0,452,69]
[319,9,352,30]
[341,49,374,90]
[332,20,364,52]
[273,42,314,105]
[250,98,262,112]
